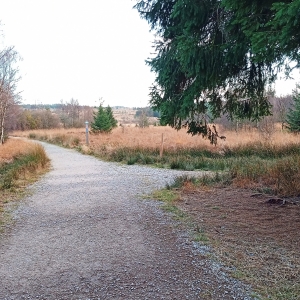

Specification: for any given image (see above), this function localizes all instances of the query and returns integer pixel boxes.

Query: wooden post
[85,121,89,145]
[160,133,164,158]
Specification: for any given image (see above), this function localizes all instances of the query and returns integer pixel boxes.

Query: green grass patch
[151,188,190,222]
[152,189,179,203]
[270,285,300,300]
[256,283,300,300]
[193,232,209,243]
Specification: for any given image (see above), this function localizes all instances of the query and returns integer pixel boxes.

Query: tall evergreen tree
[135,0,300,139]
[286,85,300,133]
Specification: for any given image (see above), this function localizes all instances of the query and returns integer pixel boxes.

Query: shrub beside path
[0,142,254,299]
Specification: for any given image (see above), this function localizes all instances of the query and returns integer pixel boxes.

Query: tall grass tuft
[271,156,300,196]
[0,140,49,190]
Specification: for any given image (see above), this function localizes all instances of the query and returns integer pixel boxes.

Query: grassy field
[13,125,300,196]
[0,139,49,229]
[11,126,300,299]
[13,123,299,148]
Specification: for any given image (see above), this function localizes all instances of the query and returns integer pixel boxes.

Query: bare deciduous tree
[0,46,20,144]
[59,98,81,128]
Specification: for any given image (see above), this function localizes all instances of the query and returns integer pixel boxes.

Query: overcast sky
[0,0,299,107]
[0,0,156,107]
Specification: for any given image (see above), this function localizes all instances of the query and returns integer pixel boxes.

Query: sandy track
[0,142,253,299]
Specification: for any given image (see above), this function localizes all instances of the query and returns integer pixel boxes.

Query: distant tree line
[22,103,64,110]
[4,93,300,136]
[132,96,300,133]
[6,99,94,131]
[214,95,294,132]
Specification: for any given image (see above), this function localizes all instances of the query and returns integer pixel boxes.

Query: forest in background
[5,94,293,134]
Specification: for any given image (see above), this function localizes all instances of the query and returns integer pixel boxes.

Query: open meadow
[12,125,300,196]
[12,123,300,149]
[12,125,300,299]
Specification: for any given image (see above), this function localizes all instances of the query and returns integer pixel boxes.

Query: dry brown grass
[0,139,50,229]
[13,127,300,196]
[12,125,300,151]
[0,138,39,162]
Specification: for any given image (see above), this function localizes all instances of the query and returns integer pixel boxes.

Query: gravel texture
[0,142,255,299]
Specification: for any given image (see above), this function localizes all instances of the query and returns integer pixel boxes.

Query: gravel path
[0,142,254,299]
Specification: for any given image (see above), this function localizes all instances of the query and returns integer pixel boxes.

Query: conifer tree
[135,0,300,139]
[286,85,300,133]
[91,105,111,133]
[91,104,118,133]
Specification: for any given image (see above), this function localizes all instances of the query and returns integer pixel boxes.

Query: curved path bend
[0,142,253,299]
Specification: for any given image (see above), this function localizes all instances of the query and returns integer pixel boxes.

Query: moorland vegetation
[13,123,300,197]
[0,139,49,228]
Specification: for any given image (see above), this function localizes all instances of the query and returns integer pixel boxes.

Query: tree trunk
[0,111,5,144]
